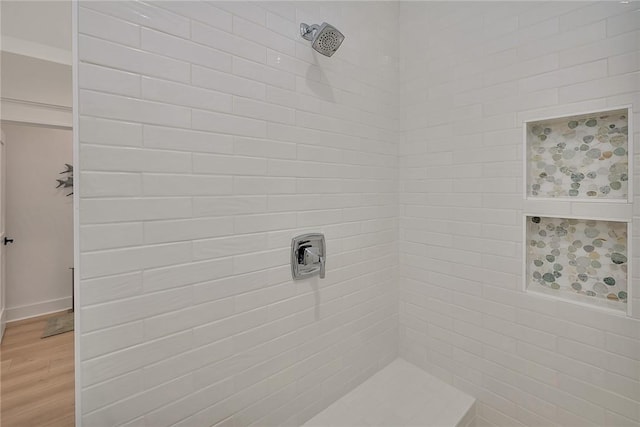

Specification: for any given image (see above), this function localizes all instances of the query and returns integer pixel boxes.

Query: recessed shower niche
[525,215,629,313]
[523,106,633,314]
[525,108,630,200]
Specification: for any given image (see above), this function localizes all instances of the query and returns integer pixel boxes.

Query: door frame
[0,129,6,341]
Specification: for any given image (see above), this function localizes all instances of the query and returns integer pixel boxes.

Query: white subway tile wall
[399,2,640,427]
[78,2,398,425]
[78,1,640,426]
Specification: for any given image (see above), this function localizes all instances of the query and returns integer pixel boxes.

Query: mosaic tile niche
[526,216,628,311]
[526,108,629,199]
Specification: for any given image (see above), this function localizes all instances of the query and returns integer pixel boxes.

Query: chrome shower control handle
[303,246,321,264]
[291,233,326,280]
[319,255,325,279]
[303,246,325,279]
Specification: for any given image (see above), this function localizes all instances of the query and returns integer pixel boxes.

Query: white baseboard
[6,297,72,322]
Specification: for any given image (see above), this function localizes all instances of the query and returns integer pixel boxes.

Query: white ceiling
[1,1,71,51]
[1,0,71,64]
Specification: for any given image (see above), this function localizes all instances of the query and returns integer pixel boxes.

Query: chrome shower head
[300,22,344,57]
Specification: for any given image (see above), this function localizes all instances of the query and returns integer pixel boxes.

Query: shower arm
[300,23,320,41]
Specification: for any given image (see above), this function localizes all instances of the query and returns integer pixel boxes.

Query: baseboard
[6,297,72,322]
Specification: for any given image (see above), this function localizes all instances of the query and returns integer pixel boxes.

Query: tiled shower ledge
[302,359,476,427]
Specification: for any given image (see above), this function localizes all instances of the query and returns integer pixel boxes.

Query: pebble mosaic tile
[526,216,628,311]
[526,109,629,199]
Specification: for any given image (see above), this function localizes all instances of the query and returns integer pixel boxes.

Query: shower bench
[303,359,476,427]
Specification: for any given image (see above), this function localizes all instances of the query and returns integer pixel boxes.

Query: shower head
[300,22,344,57]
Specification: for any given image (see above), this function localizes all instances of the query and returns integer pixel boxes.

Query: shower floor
[302,359,475,427]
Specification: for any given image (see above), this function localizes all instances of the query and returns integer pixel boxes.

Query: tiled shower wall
[77,2,398,425]
[399,2,640,427]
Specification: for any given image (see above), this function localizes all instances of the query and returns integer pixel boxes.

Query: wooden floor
[1,311,75,427]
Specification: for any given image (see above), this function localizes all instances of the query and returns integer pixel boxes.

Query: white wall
[4,123,74,320]
[398,2,640,427]
[77,2,640,426]
[77,2,398,426]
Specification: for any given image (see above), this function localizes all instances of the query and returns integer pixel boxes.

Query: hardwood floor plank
[1,313,75,427]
